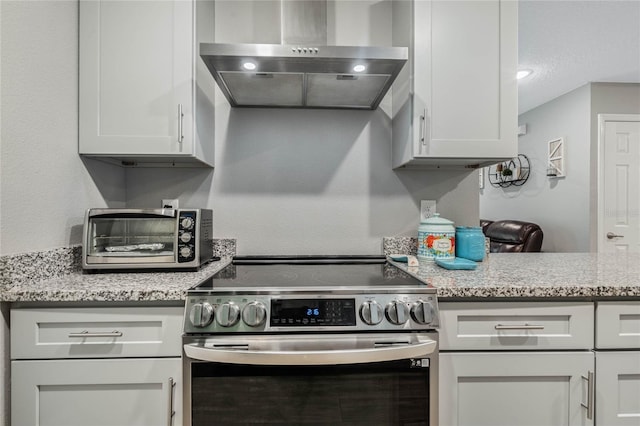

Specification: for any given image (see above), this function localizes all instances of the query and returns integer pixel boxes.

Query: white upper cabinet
[79,0,215,167]
[392,0,518,168]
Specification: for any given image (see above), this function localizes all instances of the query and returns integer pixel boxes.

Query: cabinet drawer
[596,302,640,349]
[11,306,184,359]
[439,302,594,350]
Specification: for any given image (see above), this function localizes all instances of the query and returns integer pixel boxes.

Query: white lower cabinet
[11,305,184,426]
[440,351,594,426]
[439,302,596,426]
[595,302,640,426]
[596,352,640,426]
[11,358,181,426]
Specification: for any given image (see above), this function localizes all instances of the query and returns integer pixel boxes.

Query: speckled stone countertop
[390,252,640,299]
[2,237,639,302]
[0,239,236,303]
[0,258,232,302]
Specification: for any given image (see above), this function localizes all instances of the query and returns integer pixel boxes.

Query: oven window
[191,360,429,425]
[88,217,175,257]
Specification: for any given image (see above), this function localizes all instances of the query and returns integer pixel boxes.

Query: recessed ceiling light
[517,69,533,80]
[353,64,366,73]
[243,62,257,71]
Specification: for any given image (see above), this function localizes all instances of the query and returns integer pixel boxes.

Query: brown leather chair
[482,220,544,253]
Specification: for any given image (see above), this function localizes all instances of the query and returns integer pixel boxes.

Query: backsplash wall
[1,0,480,257]
[125,0,480,255]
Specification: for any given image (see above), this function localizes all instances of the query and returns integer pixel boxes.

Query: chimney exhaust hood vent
[200,1,407,110]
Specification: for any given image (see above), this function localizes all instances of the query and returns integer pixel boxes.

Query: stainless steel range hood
[200,1,408,110]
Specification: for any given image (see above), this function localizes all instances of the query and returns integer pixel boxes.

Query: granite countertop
[392,252,640,299]
[2,241,640,302]
[0,258,233,303]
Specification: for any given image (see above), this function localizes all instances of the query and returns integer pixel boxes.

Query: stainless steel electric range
[182,255,440,426]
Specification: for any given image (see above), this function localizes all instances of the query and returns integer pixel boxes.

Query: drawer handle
[68,330,123,338]
[167,377,176,426]
[581,371,594,420]
[494,324,545,330]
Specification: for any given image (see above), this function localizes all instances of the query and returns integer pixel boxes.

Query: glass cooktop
[192,256,427,290]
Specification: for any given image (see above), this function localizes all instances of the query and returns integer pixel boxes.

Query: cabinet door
[12,358,182,426]
[596,351,640,426]
[413,0,517,160]
[440,352,594,426]
[79,0,194,157]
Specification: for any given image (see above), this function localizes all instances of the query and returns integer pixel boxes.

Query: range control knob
[385,300,409,325]
[181,217,195,230]
[215,302,240,327]
[411,300,434,325]
[189,302,214,328]
[180,232,192,243]
[242,301,267,327]
[359,300,383,325]
[179,246,193,258]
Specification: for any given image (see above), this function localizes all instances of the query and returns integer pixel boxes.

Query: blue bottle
[455,226,485,262]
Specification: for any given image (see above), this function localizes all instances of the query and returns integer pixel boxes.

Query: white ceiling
[518,0,640,114]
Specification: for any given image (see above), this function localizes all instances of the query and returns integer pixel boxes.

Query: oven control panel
[184,292,439,334]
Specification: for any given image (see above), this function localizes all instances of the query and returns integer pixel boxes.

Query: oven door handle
[183,338,437,366]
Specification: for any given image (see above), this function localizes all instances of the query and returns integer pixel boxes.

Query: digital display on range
[270,299,356,326]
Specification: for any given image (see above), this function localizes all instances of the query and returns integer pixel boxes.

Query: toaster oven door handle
[88,208,178,218]
[183,338,437,366]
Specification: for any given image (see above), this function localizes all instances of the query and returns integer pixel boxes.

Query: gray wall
[480,84,591,252]
[127,0,480,255]
[480,82,640,252]
[0,1,125,256]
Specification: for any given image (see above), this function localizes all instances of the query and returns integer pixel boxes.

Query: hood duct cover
[200,1,407,110]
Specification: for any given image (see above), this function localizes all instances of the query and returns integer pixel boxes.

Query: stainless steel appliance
[200,1,407,110]
[82,208,213,271]
[183,255,439,426]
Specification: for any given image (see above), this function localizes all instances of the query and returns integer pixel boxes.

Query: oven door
[183,332,438,426]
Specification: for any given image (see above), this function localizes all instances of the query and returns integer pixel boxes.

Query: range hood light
[243,62,257,71]
[353,64,366,73]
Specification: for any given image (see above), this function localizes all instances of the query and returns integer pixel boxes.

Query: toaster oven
[82,208,213,271]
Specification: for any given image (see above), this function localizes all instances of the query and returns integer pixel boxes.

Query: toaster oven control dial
[410,300,434,325]
[385,300,409,325]
[179,246,193,259]
[180,232,193,243]
[215,302,240,327]
[189,302,214,328]
[359,300,383,325]
[180,217,195,230]
[242,301,267,327]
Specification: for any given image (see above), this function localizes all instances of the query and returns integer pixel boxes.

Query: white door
[598,114,640,252]
[12,358,182,426]
[79,0,193,156]
[596,351,640,426]
[439,352,594,426]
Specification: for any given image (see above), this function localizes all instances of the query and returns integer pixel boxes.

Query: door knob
[606,232,624,239]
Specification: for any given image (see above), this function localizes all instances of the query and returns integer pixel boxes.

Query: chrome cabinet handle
[177,104,184,144]
[68,330,123,338]
[167,377,176,426]
[581,371,594,420]
[420,108,427,145]
[607,232,623,239]
[494,324,545,330]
